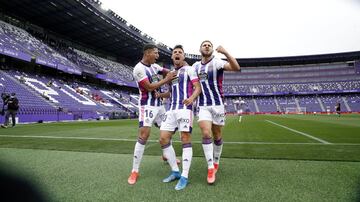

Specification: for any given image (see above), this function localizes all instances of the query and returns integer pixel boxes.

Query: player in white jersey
[237,99,246,122]
[128,43,177,185]
[157,45,201,190]
[192,40,240,184]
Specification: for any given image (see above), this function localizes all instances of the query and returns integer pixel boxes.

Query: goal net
[285,107,306,114]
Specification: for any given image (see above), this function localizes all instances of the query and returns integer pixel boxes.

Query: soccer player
[128,43,177,185]
[237,99,245,122]
[158,45,201,190]
[192,40,240,184]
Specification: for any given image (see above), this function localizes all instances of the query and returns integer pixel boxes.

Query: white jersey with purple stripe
[192,57,227,106]
[133,62,166,106]
[169,65,199,110]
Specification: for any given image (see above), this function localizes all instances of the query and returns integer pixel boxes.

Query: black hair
[173,44,184,52]
[143,43,158,53]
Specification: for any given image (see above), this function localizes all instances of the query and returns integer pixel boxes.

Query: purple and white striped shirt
[133,62,167,106]
[192,57,226,106]
[169,65,199,110]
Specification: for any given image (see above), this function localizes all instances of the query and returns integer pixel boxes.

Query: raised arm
[216,45,240,71]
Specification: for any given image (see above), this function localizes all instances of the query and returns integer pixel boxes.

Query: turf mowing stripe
[265,120,331,144]
[1,135,358,145]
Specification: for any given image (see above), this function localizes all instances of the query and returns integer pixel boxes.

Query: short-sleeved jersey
[192,57,227,106]
[133,62,166,106]
[169,65,199,110]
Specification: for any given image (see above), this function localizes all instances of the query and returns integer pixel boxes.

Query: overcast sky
[100,0,360,58]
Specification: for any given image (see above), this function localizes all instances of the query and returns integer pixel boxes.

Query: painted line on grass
[1,134,358,146]
[0,135,139,142]
[265,120,331,144]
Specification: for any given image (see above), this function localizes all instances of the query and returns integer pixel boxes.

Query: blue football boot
[162,171,181,183]
[175,176,188,190]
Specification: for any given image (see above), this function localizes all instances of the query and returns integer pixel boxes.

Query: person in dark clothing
[335,102,341,117]
[1,93,19,128]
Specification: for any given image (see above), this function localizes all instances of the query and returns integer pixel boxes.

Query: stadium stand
[0,21,81,75]
[0,68,137,123]
[223,60,360,114]
[0,0,359,124]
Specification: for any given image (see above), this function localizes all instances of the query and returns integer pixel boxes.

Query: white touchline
[265,120,331,144]
[3,134,359,145]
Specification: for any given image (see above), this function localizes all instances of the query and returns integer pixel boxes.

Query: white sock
[162,143,179,172]
[202,137,214,169]
[131,141,146,172]
[213,138,223,164]
[181,144,192,178]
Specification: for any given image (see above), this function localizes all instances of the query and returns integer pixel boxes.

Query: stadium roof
[1,0,359,67]
[0,0,173,65]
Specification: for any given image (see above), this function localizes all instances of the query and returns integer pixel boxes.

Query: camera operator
[1,93,19,128]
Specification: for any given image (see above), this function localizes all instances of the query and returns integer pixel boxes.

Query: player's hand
[183,97,194,106]
[164,70,177,82]
[216,45,228,55]
[155,90,161,98]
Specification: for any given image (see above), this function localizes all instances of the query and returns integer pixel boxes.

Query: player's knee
[139,132,150,141]
[139,126,151,138]
[213,134,222,142]
[202,130,212,139]
[212,125,222,136]
[213,129,222,139]
[180,132,191,143]
[159,136,170,146]
[199,126,211,138]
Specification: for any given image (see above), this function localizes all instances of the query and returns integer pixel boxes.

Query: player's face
[200,42,213,57]
[171,48,185,66]
[147,48,159,64]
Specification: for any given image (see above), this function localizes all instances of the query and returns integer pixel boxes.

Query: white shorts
[198,105,225,126]
[160,109,193,132]
[138,105,166,128]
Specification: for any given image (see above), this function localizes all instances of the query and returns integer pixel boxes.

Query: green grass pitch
[0,114,360,201]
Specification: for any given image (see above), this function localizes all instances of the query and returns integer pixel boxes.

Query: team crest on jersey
[151,74,159,82]
[171,77,179,85]
[198,72,208,81]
